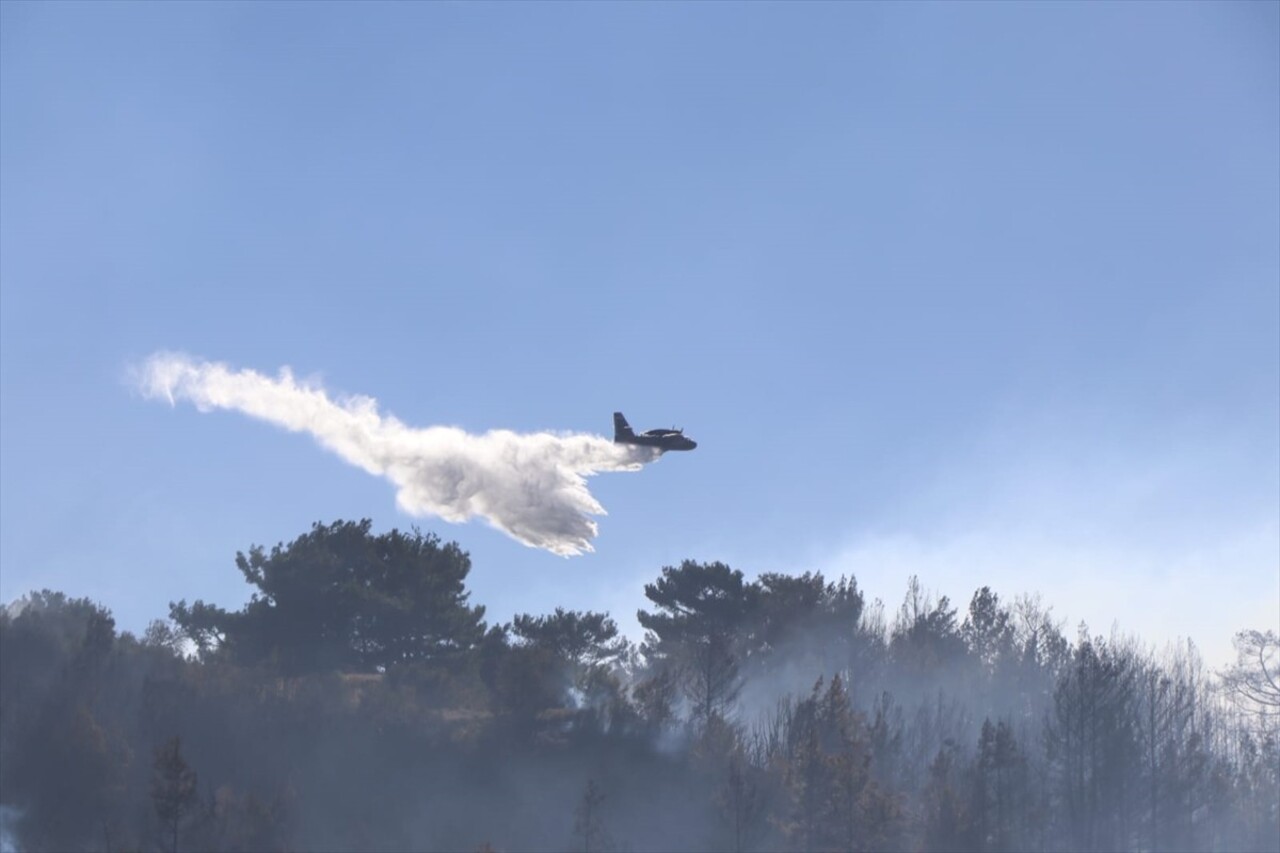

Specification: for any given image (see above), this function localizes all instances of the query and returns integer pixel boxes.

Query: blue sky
[2,2,1276,666]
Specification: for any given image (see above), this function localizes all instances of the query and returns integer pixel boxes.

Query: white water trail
[134,353,659,555]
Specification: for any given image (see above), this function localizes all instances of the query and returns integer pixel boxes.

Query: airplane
[613,412,697,451]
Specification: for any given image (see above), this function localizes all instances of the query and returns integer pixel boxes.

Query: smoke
[0,805,19,853]
[134,353,660,556]
[2,598,29,620]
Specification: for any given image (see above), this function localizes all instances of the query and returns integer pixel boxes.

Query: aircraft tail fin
[613,412,635,441]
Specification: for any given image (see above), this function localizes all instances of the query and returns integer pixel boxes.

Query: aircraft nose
[687,440,697,449]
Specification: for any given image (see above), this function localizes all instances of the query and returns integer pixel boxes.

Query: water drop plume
[135,353,659,555]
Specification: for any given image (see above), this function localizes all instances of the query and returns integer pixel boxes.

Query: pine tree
[151,736,197,853]
[573,779,612,853]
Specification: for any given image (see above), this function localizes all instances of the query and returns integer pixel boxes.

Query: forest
[1,519,1277,853]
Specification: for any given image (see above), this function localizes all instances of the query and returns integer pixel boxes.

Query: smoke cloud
[0,805,19,853]
[134,353,659,556]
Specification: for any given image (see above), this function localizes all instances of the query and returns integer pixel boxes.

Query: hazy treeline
[2,520,1277,852]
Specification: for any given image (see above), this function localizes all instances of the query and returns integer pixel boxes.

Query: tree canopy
[171,520,485,673]
[2,520,1275,853]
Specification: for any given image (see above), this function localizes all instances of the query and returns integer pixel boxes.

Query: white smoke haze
[0,805,19,853]
[134,353,660,556]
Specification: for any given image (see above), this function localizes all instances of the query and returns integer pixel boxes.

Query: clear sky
[2,2,1276,667]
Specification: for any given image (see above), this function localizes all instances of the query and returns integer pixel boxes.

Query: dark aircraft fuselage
[613,412,697,451]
